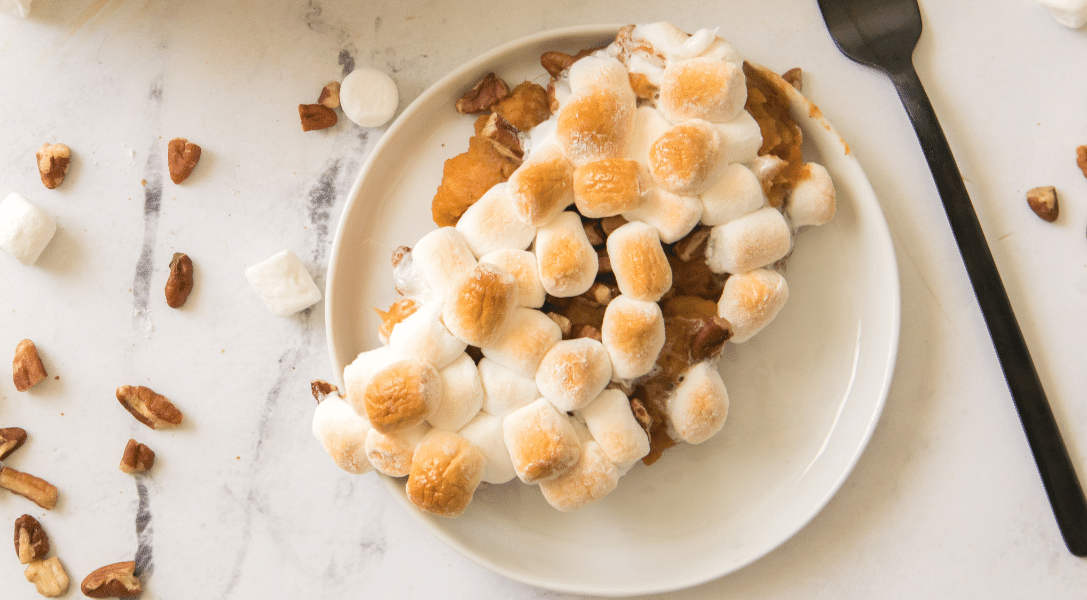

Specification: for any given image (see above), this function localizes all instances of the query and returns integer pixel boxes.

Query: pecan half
[35,143,71,190]
[116,385,184,429]
[0,467,58,510]
[15,514,49,564]
[13,339,48,392]
[310,379,338,403]
[24,556,69,598]
[690,316,734,362]
[1026,186,1059,222]
[164,252,194,308]
[1077,145,1087,179]
[167,138,201,184]
[318,81,341,109]
[299,103,338,131]
[455,72,510,114]
[81,561,141,599]
[0,427,28,461]
[540,51,578,78]
[119,439,155,474]
[479,112,523,160]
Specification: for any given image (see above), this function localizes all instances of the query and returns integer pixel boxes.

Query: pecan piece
[116,385,184,429]
[299,103,338,131]
[119,439,155,474]
[15,514,49,564]
[25,556,69,598]
[781,67,803,91]
[35,143,71,189]
[0,427,28,460]
[673,226,712,262]
[164,252,194,308]
[1026,186,1059,222]
[479,112,524,160]
[545,312,573,338]
[1077,145,1087,179]
[629,397,653,440]
[167,138,201,184]
[540,51,577,78]
[81,561,141,599]
[0,467,58,510]
[455,72,510,114]
[575,324,602,342]
[318,81,341,109]
[310,379,339,403]
[13,339,48,392]
[690,317,734,362]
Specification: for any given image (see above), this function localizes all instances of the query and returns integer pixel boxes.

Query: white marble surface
[1,0,1086,598]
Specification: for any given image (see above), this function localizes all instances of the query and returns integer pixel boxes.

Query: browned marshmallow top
[364,358,442,433]
[649,119,722,195]
[406,430,486,518]
[508,144,575,227]
[442,263,518,347]
[573,158,650,218]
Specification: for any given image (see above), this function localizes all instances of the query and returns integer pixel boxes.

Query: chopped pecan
[116,385,184,429]
[690,317,734,362]
[582,219,606,247]
[455,72,510,114]
[673,227,711,262]
[35,143,71,190]
[0,427,28,460]
[781,67,803,91]
[575,324,602,342]
[119,439,155,474]
[167,138,201,184]
[629,397,653,440]
[318,81,341,109]
[310,379,338,403]
[13,339,47,392]
[0,467,58,510]
[1026,186,1059,222]
[164,252,194,308]
[1077,145,1087,179]
[546,312,573,338]
[600,215,628,236]
[479,112,523,160]
[299,103,338,131]
[24,556,69,598]
[15,514,49,564]
[80,561,141,599]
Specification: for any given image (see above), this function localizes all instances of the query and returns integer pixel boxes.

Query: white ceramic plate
[325,25,900,597]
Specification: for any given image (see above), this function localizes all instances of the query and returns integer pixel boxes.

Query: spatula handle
[890,66,1087,556]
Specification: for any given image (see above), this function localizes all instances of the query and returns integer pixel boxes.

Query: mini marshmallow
[704,206,791,274]
[717,268,789,343]
[429,353,484,432]
[601,295,666,380]
[700,163,766,226]
[577,388,650,466]
[666,362,729,444]
[458,412,516,484]
[364,358,442,433]
[607,221,673,302]
[539,441,619,512]
[715,111,763,166]
[478,357,540,417]
[573,158,650,218]
[0,193,56,266]
[410,227,477,300]
[659,57,746,124]
[624,106,672,167]
[388,301,467,369]
[340,67,399,128]
[455,183,537,257]
[632,22,693,60]
[556,86,636,166]
[312,394,373,474]
[481,307,562,379]
[785,163,836,228]
[622,186,703,244]
[245,249,322,317]
[534,211,599,298]
[1039,0,1087,28]
[535,338,613,412]
[406,430,486,518]
[391,246,426,298]
[343,346,397,417]
[696,36,743,66]
[503,398,581,484]
[479,249,545,308]
[442,263,518,347]
[365,421,429,477]
[649,119,725,195]
[0,0,32,18]
[507,145,575,227]
[568,55,634,96]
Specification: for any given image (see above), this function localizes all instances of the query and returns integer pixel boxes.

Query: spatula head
[817,0,923,76]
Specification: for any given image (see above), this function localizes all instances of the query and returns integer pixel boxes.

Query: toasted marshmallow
[429,353,484,432]
[364,358,442,433]
[539,441,619,512]
[0,193,56,266]
[365,421,429,477]
[785,163,836,228]
[478,357,540,417]
[649,119,725,195]
[535,338,613,412]
[700,163,766,226]
[481,307,562,379]
[624,106,672,167]
[622,186,703,244]
[455,183,537,257]
[715,111,763,166]
[717,268,789,343]
[607,221,673,302]
[535,211,599,297]
[577,388,650,466]
[601,295,666,380]
[697,36,743,66]
[343,346,397,418]
[442,263,518,347]
[507,145,575,227]
[666,362,729,444]
[388,301,467,369]
[312,394,373,474]
[479,249,545,308]
[704,206,791,274]
[1039,0,1087,28]
[503,398,581,484]
[391,246,426,298]
[572,158,650,218]
[632,22,694,60]
[458,412,516,484]
[556,87,636,167]
[568,55,634,96]
[406,430,486,518]
[410,227,477,299]
[660,58,746,124]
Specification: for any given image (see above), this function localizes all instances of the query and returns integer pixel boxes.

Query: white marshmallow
[624,106,672,167]
[0,0,32,18]
[715,111,763,166]
[388,301,467,369]
[410,227,477,300]
[539,441,620,512]
[700,163,766,226]
[568,55,634,96]
[481,307,562,379]
[534,211,599,298]
[601,295,666,380]
[0,193,56,266]
[659,57,746,124]
[704,206,791,274]
[503,398,581,484]
[454,183,537,257]
[245,249,322,317]
[478,357,540,417]
[666,362,729,444]
[343,346,397,417]
[622,186,703,244]
[312,394,373,474]
[365,421,429,477]
[507,144,575,227]
[535,338,613,412]
[479,249,545,308]
[577,388,650,466]
[786,163,836,228]
[458,412,516,484]
[391,246,426,299]
[697,36,743,66]
[340,67,399,128]
[429,353,484,432]
[632,22,693,60]
[1039,0,1087,28]
[717,268,789,343]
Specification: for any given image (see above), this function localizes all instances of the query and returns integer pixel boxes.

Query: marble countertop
[2,0,1086,598]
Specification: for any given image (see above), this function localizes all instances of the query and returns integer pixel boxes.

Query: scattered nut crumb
[15,514,50,564]
[1077,145,1087,179]
[0,427,28,461]
[167,138,201,184]
[318,81,341,109]
[13,339,47,392]
[24,555,68,598]
[299,103,338,131]
[119,439,155,474]
[310,379,338,403]
[455,72,510,115]
[80,561,141,599]
[1026,185,1059,222]
[0,466,58,510]
[116,385,184,429]
[164,252,194,308]
[782,67,803,91]
[35,144,71,190]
